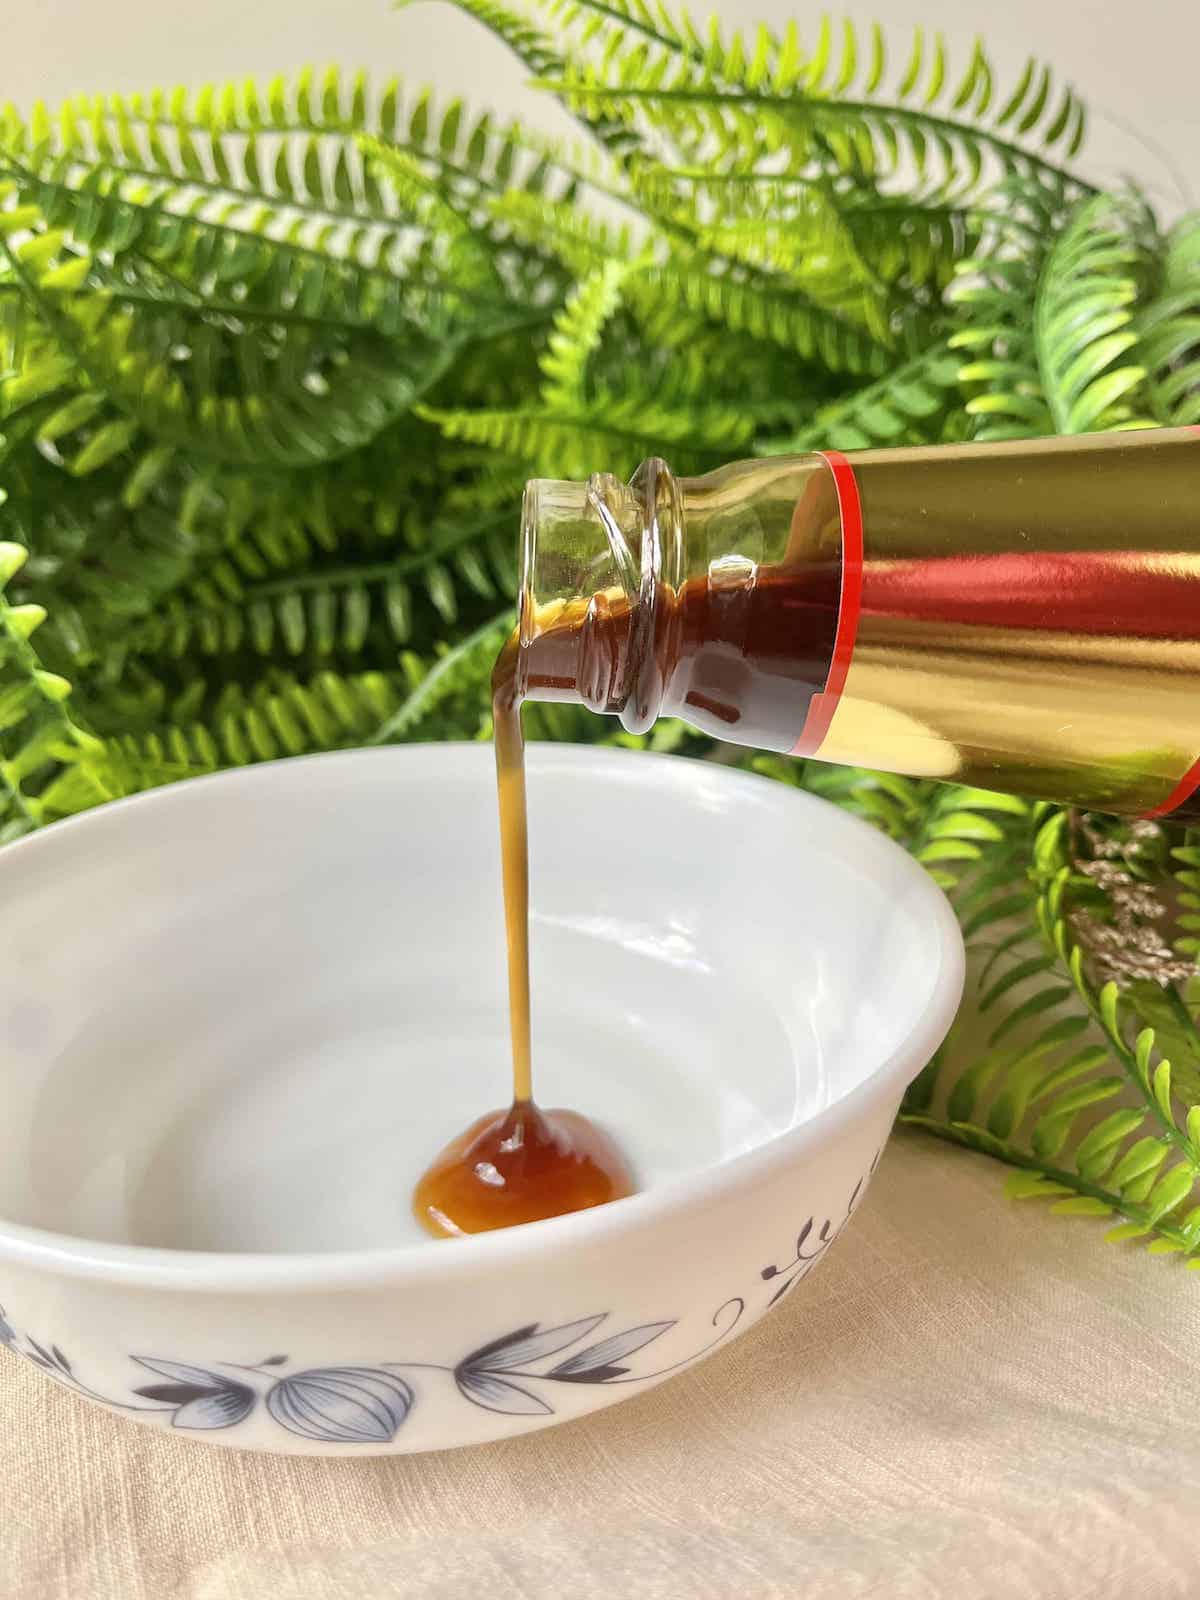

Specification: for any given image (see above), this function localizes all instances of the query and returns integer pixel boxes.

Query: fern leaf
[369,611,510,743]
[417,391,752,476]
[489,187,630,276]
[0,541,114,830]
[1033,192,1155,434]
[0,205,460,470]
[631,259,891,376]
[91,667,407,790]
[519,8,1092,194]
[414,0,567,80]
[1137,212,1200,426]
[949,182,1068,440]
[539,259,631,407]
[766,342,961,452]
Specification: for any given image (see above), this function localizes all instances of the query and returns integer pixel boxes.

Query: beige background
[1,0,1197,216]
[3,1134,1199,1599]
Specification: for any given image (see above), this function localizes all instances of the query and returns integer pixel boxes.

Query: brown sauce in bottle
[412,633,635,1238]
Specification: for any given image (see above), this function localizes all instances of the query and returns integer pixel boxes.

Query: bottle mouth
[517,460,681,731]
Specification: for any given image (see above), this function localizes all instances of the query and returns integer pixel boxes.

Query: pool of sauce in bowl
[412,632,636,1238]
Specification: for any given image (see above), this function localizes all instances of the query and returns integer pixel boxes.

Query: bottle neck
[517,457,685,735]
[517,451,841,743]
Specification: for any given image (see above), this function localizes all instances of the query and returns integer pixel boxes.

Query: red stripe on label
[1143,759,1200,821]
[793,451,865,758]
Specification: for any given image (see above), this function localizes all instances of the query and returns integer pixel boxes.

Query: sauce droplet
[413,1100,635,1238]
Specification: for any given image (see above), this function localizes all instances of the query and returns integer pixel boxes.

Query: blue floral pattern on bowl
[0,1156,877,1445]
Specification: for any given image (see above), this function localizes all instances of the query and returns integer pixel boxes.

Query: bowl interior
[0,745,957,1254]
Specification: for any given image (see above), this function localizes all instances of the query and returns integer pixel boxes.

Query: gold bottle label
[796,428,1200,816]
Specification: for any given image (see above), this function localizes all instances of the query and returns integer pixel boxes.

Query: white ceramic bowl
[0,744,962,1454]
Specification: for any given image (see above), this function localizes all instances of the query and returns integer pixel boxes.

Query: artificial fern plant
[1,2,1199,1260]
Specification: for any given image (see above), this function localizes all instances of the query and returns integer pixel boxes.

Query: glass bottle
[512,426,1200,819]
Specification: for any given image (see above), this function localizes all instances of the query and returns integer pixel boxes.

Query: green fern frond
[87,666,406,795]
[429,0,638,151]
[509,6,1091,194]
[357,135,507,294]
[538,259,633,406]
[370,610,510,744]
[1033,192,1156,434]
[489,188,892,375]
[1138,212,1200,426]
[403,0,566,82]
[122,512,513,663]
[630,158,976,302]
[417,387,753,475]
[764,341,962,451]
[0,202,458,471]
[948,182,1066,440]
[6,92,404,278]
[0,540,114,833]
[953,186,1164,443]
[1173,835,1200,972]
[7,67,579,258]
[751,755,928,843]
[633,259,890,374]
[685,205,894,335]
[1120,978,1200,1108]
[837,190,980,295]
[489,188,631,276]
[902,805,1200,1260]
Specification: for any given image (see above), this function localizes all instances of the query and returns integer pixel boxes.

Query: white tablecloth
[2,1131,1196,1600]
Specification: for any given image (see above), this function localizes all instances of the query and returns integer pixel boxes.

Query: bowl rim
[0,742,964,1291]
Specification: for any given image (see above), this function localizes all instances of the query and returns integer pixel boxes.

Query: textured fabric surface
[2,1131,1197,1600]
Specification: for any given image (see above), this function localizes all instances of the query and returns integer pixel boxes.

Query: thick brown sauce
[412,634,635,1238]
[412,1102,635,1238]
